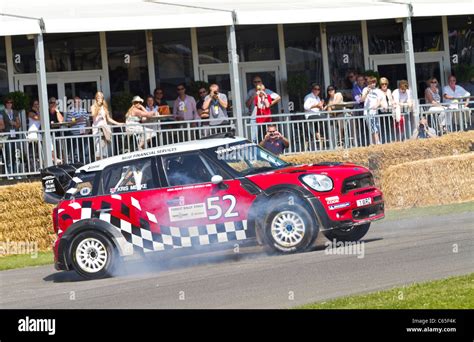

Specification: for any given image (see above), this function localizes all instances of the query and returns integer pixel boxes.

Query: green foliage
[111,91,134,119]
[363,70,381,83]
[287,74,309,110]
[2,91,31,111]
[453,64,474,82]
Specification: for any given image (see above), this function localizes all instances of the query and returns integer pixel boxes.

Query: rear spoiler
[40,163,84,204]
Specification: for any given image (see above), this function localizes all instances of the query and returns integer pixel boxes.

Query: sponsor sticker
[325,196,340,204]
[44,177,56,193]
[328,202,350,210]
[169,203,207,222]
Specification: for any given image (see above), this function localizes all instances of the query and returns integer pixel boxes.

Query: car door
[147,151,257,249]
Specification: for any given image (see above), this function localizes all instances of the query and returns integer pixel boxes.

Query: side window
[64,172,97,199]
[102,158,156,194]
[162,153,215,186]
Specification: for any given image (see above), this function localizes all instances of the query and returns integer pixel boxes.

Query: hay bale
[382,153,474,208]
[0,182,55,253]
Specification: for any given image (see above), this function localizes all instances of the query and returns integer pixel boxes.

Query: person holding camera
[202,84,228,126]
[245,76,281,114]
[411,116,437,139]
[259,125,289,155]
[254,84,273,123]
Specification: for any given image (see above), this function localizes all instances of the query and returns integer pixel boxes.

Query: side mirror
[211,175,224,185]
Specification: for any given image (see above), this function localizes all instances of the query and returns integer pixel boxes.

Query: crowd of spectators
[0,72,472,177]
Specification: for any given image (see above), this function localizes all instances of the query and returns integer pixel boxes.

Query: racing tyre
[70,231,118,280]
[322,223,371,242]
[262,199,318,254]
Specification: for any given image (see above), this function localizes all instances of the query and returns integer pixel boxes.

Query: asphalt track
[1,211,473,309]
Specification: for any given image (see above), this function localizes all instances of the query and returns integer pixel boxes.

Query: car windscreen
[214,142,289,176]
[64,172,98,200]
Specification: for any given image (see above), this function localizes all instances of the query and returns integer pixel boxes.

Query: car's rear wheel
[322,223,371,242]
[70,231,118,280]
[262,199,318,253]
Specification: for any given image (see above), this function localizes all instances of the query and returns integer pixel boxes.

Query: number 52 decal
[207,195,238,220]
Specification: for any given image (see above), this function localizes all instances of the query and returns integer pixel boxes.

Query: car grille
[342,173,375,193]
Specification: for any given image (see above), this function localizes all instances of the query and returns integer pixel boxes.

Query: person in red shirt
[254,84,273,123]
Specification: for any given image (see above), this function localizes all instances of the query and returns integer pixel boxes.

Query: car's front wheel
[70,231,118,280]
[262,200,318,253]
[322,223,371,242]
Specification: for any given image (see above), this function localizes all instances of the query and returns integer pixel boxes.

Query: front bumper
[308,196,385,231]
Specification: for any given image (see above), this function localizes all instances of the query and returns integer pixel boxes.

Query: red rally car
[41,134,384,279]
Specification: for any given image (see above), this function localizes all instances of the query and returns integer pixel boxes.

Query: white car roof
[77,136,248,172]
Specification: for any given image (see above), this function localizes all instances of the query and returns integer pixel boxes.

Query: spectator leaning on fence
[202,84,228,126]
[361,76,383,145]
[324,85,344,114]
[0,97,21,178]
[392,80,413,141]
[259,124,289,155]
[424,77,447,132]
[126,96,158,150]
[378,77,394,143]
[304,83,325,118]
[443,75,471,109]
[91,91,121,160]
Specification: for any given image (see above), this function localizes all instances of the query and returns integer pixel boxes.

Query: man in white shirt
[443,75,471,131]
[303,83,325,119]
[361,76,383,145]
[303,83,327,145]
[443,75,471,107]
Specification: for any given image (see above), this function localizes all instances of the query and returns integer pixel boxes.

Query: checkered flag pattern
[63,196,252,253]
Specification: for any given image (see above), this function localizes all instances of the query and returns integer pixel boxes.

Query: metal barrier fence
[0,102,472,178]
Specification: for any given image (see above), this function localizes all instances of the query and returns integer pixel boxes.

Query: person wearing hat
[125,96,158,149]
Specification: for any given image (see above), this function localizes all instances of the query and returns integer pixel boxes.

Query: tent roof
[0,0,472,36]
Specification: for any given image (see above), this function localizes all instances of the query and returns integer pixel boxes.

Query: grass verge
[384,201,473,222]
[0,251,54,271]
[298,273,474,309]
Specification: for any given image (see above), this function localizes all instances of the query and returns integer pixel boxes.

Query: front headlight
[301,174,333,192]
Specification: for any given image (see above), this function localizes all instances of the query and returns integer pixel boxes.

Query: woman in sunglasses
[424,77,446,134]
